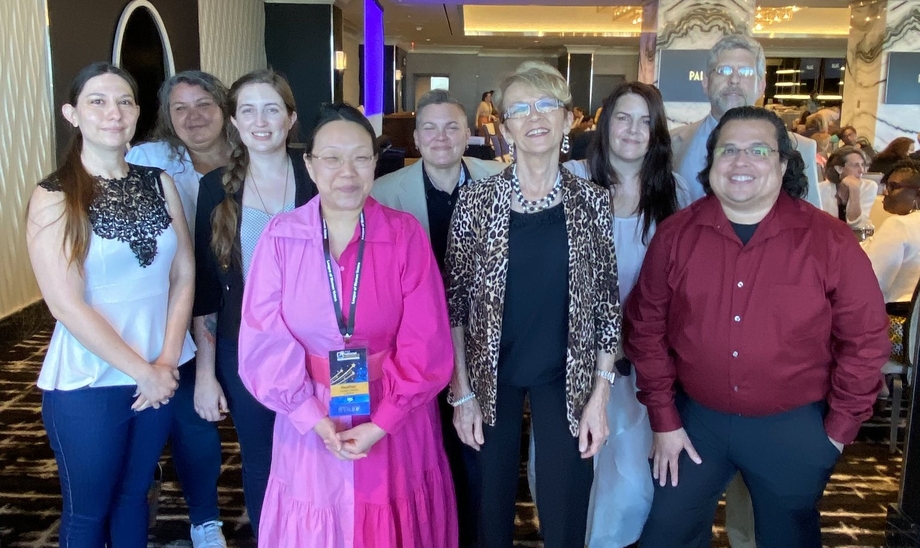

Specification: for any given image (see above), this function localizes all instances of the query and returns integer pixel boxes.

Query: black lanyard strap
[322,210,366,343]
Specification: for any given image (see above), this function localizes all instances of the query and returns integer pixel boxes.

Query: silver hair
[706,34,766,80]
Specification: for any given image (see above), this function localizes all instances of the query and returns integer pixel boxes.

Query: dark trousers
[169,357,222,526]
[437,390,482,548]
[216,337,275,536]
[43,385,172,548]
[478,379,593,548]
[639,396,842,548]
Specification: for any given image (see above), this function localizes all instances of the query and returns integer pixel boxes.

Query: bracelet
[450,392,476,407]
[596,369,616,386]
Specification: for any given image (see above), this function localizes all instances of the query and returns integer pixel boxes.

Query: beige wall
[0,0,55,319]
[199,0,267,86]
[343,29,362,107]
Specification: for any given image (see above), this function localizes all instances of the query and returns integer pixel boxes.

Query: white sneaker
[190,520,227,548]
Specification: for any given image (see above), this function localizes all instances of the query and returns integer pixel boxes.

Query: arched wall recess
[112,0,176,76]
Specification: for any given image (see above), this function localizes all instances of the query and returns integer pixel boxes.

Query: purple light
[364,0,384,118]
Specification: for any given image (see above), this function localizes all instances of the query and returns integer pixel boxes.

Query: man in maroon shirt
[625,106,890,548]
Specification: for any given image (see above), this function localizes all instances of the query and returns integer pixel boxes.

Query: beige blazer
[669,115,822,209]
[371,157,506,237]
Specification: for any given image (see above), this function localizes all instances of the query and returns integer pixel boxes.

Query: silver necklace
[249,160,291,215]
[511,165,562,213]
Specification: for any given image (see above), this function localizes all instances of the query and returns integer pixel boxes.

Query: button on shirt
[423,161,471,273]
[624,192,890,444]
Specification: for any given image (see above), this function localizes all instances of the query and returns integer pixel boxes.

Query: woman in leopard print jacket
[445,60,621,548]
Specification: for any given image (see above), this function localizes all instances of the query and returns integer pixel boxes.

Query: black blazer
[193,148,317,342]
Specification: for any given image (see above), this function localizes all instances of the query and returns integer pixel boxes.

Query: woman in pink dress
[238,103,458,548]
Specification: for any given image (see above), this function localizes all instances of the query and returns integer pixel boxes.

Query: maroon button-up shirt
[624,192,890,444]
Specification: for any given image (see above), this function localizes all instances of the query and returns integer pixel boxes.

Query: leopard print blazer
[446,164,621,436]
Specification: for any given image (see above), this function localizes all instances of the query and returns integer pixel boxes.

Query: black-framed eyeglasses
[712,65,756,78]
[503,98,565,120]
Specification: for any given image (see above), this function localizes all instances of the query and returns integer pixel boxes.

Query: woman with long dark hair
[563,81,689,547]
[193,69,317,537]
[26,62,193,546]
[869,136,915,177]
[127,69,232,547]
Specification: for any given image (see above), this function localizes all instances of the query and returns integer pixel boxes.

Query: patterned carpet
[0,317,905,547]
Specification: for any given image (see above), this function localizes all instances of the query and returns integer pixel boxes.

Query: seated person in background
[819,146,878,229]
[869,137,915,177]
[862,160,920,309]
[910,133,920,160]
[840,125,876,158]
[476,90,498,128]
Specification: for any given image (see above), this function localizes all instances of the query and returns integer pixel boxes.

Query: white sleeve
[860,217,906,302]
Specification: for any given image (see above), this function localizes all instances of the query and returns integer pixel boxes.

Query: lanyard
[322,211,366,343]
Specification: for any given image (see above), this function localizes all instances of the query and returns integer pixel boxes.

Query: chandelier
[754,5,800,31]
[597,6,644,25]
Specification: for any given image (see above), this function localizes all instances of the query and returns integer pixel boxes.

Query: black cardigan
[193,148,317,342]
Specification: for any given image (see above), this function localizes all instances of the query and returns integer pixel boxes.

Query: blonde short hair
[494,61,572,119]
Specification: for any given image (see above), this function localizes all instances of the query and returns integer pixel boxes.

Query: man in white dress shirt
[671,34,822,210]
[669,34,822,548]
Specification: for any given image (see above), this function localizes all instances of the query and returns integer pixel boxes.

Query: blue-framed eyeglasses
[503,98,565,120]
[712,65,756,78]
[714,145,777,160]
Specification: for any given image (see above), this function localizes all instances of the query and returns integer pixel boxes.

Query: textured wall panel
[199,0,267,86]
[0,1,54,319]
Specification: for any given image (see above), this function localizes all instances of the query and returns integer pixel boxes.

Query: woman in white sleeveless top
[26,62,194,547]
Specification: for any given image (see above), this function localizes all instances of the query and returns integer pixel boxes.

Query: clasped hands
[314,418,386,461]
[131,359,180,412]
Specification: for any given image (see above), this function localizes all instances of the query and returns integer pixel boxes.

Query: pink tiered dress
[239,197,458,548]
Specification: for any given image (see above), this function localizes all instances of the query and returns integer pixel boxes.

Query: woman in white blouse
[862,160,920,306]
[819,146,877,229]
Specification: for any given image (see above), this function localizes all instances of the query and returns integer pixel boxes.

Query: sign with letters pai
[885,52,920,105]
[658,50,711,103]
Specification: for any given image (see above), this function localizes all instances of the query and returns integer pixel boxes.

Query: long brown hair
[210,69,298,271]
[51,62,139,269]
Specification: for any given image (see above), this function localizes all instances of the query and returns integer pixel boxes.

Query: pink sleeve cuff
[287,395,327,435]
[372,400,407,434]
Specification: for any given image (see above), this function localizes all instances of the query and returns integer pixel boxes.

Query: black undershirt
[423,161,471,273]
[730,221,760,246]
[497,203,570,387]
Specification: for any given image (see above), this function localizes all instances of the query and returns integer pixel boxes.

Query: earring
[561,134,571,154]
[509,142,515,163]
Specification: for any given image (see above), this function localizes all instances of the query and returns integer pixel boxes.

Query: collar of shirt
[689,192,812,246]
[422,160,471,198]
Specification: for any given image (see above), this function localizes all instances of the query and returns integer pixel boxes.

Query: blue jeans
[169,357,222,526]
[43,385,172,548]
[216,337,275,536]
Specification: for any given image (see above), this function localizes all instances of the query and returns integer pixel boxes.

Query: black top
[497,203,570,387]
[730,221,760,246]
[423,161,471,273]
[193,148,318,342]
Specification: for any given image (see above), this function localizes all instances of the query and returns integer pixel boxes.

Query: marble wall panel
[842,0,920,150]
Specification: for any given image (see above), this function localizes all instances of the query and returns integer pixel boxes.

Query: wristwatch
[596,370,616,386]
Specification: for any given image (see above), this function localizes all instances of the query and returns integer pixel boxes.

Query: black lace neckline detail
[39,165,172,267]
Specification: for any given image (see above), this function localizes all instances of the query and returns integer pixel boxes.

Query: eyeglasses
[503,98,565,120]
[712,65,756,78]
[309,154,376,170]
[714,145,777,160]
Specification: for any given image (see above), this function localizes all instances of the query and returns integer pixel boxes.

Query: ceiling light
[597,6,644,25]
[754,5,800,30]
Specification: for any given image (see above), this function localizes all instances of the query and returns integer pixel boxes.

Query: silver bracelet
[450,392,476,407]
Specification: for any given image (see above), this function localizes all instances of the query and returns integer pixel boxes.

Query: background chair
[883,278,920,452]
